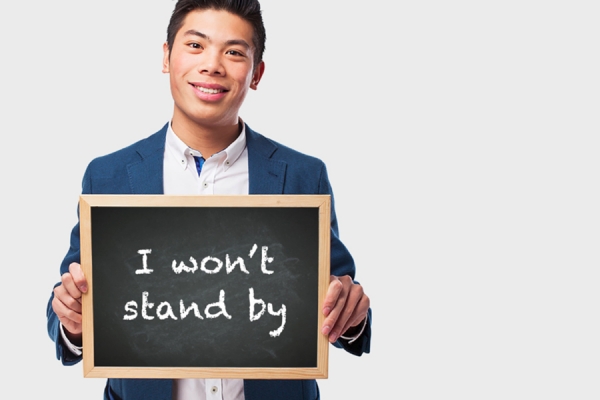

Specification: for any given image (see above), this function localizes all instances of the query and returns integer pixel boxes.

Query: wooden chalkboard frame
[79,194,330,379]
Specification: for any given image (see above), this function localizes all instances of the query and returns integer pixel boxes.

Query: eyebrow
[182,29,251,49]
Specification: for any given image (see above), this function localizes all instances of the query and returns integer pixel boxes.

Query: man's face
[163,9,264,130]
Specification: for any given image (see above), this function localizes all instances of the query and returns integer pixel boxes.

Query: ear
[162,42,170,73]
[250,61,265,90]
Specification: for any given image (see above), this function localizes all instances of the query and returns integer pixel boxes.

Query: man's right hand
[52,262,88,344]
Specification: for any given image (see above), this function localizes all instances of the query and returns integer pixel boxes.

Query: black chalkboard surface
[79,195,330,379]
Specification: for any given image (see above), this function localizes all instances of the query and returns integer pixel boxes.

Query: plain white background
[1,0,599,398]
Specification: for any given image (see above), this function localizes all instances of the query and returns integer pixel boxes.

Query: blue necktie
[194,156,205,176]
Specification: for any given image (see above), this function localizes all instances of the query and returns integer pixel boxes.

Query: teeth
[196,86,223,94]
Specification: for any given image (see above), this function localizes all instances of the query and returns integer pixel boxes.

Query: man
[46,1,371,399]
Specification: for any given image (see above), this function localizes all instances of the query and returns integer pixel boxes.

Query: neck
[171,117,241,158]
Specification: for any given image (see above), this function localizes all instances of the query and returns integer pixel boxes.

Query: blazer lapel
[246,125,287,195]
[126,124,168,195]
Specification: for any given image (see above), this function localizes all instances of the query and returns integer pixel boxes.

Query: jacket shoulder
[85,124,167,177]
[245,124,331,195]
[246,125,325,168]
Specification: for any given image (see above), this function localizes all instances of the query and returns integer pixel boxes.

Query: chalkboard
[79,195,330,379]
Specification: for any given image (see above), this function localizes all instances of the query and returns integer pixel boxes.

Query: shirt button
[203,183,208,188]
[225,160,230,165]
[211,386,218,394]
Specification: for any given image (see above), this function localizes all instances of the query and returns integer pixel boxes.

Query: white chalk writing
[135,249,153,274]
[124,246,286,337]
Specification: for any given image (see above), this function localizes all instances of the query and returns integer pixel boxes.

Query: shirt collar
[166,120,247,172]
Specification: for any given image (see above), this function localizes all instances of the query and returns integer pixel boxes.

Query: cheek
[230,65,255,86]
[169,54,194,78]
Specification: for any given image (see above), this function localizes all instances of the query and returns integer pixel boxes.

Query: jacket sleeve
[46,165,93,365]
[318,164,372,356]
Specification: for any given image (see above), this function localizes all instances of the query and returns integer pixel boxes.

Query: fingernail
[329,332,339,342]
[321,325,331,335]
[323,307,331,316]
[80,285,88,293]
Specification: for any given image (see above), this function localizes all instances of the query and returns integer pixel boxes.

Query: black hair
[166,0,266,68]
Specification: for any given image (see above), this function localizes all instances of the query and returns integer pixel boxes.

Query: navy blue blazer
[46,123,372,400]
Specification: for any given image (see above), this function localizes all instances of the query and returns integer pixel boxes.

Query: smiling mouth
[193,85,226,94]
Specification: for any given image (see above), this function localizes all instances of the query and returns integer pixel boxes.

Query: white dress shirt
[164,122,248,400]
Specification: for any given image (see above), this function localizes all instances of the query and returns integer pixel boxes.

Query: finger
[339,294,370,335]
[53,284,83,315]
[322,275,343,317]
[69,262,88,293]
[60,272,84,302]
[52,293,83,327]
[321,276,350,337]
[52,295,83,335]
[327,280,362,342]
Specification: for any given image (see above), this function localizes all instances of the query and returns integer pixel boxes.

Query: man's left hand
[321,275,370,343]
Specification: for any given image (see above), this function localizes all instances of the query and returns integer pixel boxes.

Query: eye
[226,49,244,56]
[188,42,202,49]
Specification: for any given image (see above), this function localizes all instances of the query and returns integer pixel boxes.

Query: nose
[198,48,225,76]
